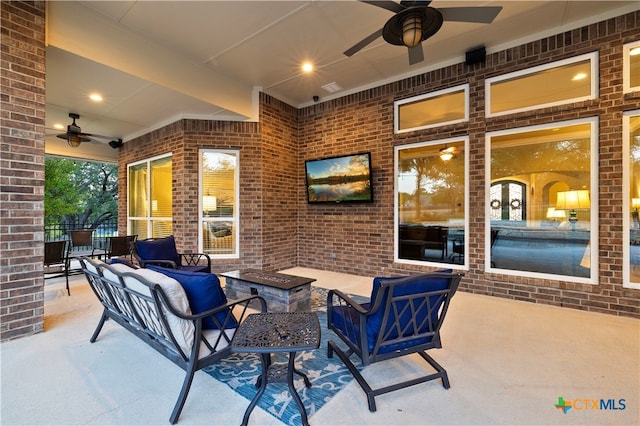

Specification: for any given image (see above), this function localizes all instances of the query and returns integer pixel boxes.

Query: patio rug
[203,286,366,426]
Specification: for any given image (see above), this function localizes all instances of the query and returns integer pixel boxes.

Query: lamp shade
[546,207,566,219]
[203,195,217,212]
[632,198,640,210]
[556,189,590,210]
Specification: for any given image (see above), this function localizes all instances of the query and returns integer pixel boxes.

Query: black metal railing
[45,218,119,249]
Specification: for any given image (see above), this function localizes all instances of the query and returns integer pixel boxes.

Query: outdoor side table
[231,311,321,426]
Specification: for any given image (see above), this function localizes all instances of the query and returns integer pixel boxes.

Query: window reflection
[200,150,238,257]
[628,114,640,286]
[488,121,595,280]
[396,139,466,265]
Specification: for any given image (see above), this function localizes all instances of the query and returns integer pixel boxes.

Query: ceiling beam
[46,1,256,120]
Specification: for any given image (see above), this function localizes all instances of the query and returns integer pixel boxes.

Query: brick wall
[119,119,267,273]
[259,94,299,271]
[0,1,46,341]
[297,11,640,317]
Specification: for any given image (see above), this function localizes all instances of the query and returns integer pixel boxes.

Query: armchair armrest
[178,253,211,272]
[327,289,370,314]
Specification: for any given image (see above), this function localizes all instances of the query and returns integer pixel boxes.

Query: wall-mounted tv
[305,152,373,203]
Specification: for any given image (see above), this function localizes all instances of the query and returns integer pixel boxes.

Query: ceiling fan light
[402,14,422,47]
[67,134,82,148]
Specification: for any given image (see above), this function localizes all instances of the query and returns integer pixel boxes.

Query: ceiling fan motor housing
[382,6,444,47]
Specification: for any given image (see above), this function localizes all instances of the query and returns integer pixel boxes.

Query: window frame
[394,84,469,134]
[623,40,640,94]
[394,136,469,269]
[485,52,598,118]
[623,109,640,289]
[198,148,240,259]
[485,117,599,284]
[127,152,173,239]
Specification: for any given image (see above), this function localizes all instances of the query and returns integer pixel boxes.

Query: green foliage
[45,157,118,229]
[45,158,81,226]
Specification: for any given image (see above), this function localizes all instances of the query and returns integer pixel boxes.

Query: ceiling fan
[56,113,122,148]
[344,1,502,65]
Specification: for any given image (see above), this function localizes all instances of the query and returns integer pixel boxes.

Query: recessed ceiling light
[630,47,640,56]
[53,123,64,130]
[89,93,103,102]
[572,72,587,81]
[301,62,313,73]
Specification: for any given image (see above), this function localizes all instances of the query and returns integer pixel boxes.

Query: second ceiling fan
[345,1,502,65]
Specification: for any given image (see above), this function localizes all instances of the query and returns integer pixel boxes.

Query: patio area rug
[203,287,366,426]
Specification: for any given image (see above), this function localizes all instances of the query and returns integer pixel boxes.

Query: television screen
[305,152,373,203]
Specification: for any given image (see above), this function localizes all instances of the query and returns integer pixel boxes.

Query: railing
[45,218,119,249]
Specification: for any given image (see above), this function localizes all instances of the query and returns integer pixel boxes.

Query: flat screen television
[305,152,373,203]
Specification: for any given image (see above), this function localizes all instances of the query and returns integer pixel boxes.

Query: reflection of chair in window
[327,272,463,412]
[490,229,499,267]
[44,240,69,295]
[450,238,464,263]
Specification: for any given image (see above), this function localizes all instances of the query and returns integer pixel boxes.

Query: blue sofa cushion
[136,236,180,265]
[147,265,237,330]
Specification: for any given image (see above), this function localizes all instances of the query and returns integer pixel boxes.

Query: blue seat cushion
[135,236,180,265]
[341,271,451,354]
[147,265,237,330]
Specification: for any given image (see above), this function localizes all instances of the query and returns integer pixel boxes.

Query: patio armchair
[327,271,463,412]
[44,240,69,295]
[107,235,137,260]
[66,230,107,290]
[131,235,211,273]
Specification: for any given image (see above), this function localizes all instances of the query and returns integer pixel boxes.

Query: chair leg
[169,358,198,424]
[418,351,450,389]
[328,340,377,412]
[65,258,70,296]
[90,311,108,343]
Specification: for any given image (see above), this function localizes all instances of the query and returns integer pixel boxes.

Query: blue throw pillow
[109,257,137,269]
[146,265,237,330]
[135,236,179,265]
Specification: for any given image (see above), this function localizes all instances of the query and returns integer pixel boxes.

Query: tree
[45,157,118,231]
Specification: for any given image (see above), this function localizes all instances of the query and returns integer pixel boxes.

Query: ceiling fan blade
[360,1,405,13]
[344,28,384,57]
[408,44,424,65]
[439,6,502,24]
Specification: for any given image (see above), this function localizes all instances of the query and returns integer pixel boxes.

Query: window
[486,52,598,117]
[394,84,468,133]
[395,137,468,267]
[127,154,173,239]
[623,41,640,93]
[624,110,640,289]
[199,149,239,258]
[486,118,598,283]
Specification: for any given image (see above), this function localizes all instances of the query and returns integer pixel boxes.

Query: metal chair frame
[327,272,463,412]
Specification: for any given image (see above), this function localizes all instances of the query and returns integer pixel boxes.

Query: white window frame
[198,148,240,259]
[127,152,173,238]
[486,52,599,118]
[623,41,640,94]
[623,109,640,289]
[485,117,599,284]
[394,136,469,269]
[394,84,469,134]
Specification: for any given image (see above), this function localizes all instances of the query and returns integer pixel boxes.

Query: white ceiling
[44,1,640,161]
